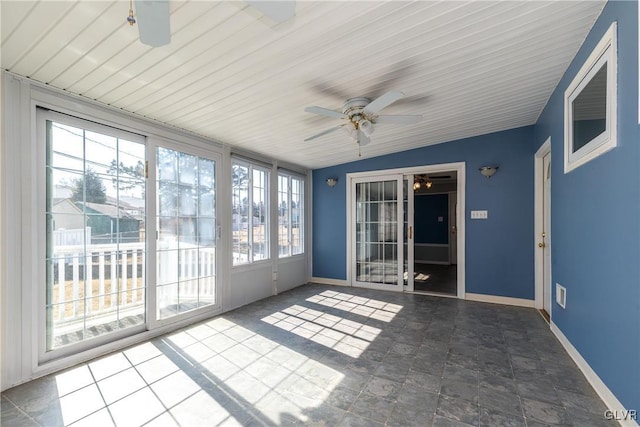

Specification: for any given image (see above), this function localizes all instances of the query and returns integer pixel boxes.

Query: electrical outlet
[556,283,566,308]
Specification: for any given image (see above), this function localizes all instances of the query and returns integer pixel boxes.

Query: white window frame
[231,159,270,266]
[564,22,617,174]
[278,171,305,258]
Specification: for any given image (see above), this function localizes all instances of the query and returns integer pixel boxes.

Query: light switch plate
[471,210,488,219]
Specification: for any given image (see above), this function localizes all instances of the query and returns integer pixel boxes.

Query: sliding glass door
[351,175,404,291]
[154,146,220,321]
[43,111,147,354]
[39,109,223,360]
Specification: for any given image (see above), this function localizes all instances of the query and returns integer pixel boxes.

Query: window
[278,172,304,257]
[232,161,269,265]
[156,148,218,319]
[43,112,146,351]
[564,22,617,173]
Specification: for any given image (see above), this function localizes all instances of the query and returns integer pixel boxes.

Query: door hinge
[145,160,149,178]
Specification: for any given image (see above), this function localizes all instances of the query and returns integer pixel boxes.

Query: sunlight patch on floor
[306,290,402,322]
[403,272,431,281]
[262,304,382,358]
[52,316,344,426]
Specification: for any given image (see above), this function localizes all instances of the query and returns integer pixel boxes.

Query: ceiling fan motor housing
[342,97,371,118]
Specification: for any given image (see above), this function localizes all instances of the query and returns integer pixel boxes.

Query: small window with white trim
[278,171,304,257]
[231,159,270,265]
[564,22,617,173]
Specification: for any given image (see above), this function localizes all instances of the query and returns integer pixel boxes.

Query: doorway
[409,173,458,296]
[535,139,552,321]
[347,163,465,299]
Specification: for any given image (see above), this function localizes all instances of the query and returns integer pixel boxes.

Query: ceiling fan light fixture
[359,119,374,137]
[342,122,357,140]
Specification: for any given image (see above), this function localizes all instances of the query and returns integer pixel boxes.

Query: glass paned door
[156,147,219,320]
[44,115,146,352]
[352,175,404,291]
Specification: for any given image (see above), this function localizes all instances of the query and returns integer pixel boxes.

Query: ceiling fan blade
[304,125,343,142]
[246,1,295,23]
[357,130,371,146]
[374,115,423,124]
[368,60,417,99]
[309,80,352,100]
[363,91,405,116]
[135,0,170,47]
[304,106,346,119]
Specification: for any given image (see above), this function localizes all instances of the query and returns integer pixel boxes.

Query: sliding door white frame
[346,162,466,299]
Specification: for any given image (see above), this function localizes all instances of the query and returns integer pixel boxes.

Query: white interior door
[351,175,404,291]
[542,153,552,314]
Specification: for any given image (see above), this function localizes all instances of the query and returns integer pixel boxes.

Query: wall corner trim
[465,293,535,308]
[551,322,639,427]
[309,277,350,287]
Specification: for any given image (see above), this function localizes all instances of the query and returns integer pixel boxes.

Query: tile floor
[1,284,614,427]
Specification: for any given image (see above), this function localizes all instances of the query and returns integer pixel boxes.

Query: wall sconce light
[479,166,499,178]
[326,178,338,187]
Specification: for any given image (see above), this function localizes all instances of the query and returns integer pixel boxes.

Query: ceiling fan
[304,91,423,150]
[128,0,296,47]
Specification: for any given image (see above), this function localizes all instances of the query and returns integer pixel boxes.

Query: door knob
[538,242,546,248]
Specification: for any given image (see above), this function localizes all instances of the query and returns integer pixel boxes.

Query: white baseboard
[551,322,639,427]
[309,277,350,287]
[465,293,535,308]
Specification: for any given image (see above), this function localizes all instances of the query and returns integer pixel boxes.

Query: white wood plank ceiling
[1,1,605,169]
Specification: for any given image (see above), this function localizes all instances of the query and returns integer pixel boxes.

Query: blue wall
[534,1,639,410]
[313,126,536,299]
[414,194,449,245]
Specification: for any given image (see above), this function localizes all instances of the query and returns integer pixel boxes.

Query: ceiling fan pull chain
[127,0,136,26]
